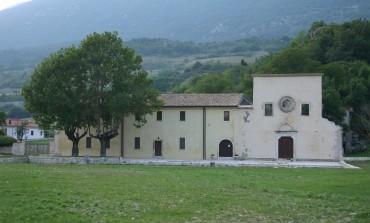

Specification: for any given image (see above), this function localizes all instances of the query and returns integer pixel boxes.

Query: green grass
[25,139,50,145]
[0,162,369,222]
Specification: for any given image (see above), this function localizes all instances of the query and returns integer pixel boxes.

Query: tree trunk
[100,138,106,157]
[71,140,79,157]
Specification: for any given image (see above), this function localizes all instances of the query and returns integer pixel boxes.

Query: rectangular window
[105,139,110,149]
[157,111,162,121]
[264,103,273,116]
[86,137,92,149]
[180,138,185,150]
[301,104,310,116]
[40,131,43,136]
[135,137,140,149]
[180,111,186,121]
[31,131,34,136]
[224,111,230,121]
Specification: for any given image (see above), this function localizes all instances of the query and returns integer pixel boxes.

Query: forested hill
[176,20,370,140]
[0,0,369,49]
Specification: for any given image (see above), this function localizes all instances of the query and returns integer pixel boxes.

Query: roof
[160,94,252,107]
[5,119,39,128]
[253,73,323,77]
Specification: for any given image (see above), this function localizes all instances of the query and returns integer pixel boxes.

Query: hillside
[0,0,369,49]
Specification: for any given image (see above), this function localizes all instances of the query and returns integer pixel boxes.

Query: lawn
[0,162,369,222]
[25,139,51,145]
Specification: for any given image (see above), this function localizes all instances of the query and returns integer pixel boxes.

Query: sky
[0,0,31,11]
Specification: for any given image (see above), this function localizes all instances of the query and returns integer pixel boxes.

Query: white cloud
[0,0,32,11]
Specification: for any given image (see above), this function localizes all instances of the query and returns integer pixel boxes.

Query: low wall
[0,146,12,154]
[25,145,50,155]
[0,156,29,163]
[12,143,25,155]
[343,157,370,161]
[28,156,122,164]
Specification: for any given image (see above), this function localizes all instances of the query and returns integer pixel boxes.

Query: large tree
[23,46,89,156]
[80,32,162,156]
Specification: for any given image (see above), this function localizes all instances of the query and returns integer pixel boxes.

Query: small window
[180,111,186,121]
[40,131,43,136]
[135,137,140,149]
[105,139,110,149]
[86,137,92,149]
[264,103,273,116]
[180,138,185,150]
[157,111,162,121]
[31,131,34,136]
[224,111,230,121]
[301,104,310,116]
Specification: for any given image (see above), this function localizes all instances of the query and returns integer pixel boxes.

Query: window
[301,104,310,116]
[40,131,43,136]
[105,139,110,149]
[264,103,273,116]
[31,131,34,136]
[135,137,140,149]
[157,111,162,121]
[180,138,185,150]
[180,111,185,121]
[224,111,230,121]
[86,137,92,149]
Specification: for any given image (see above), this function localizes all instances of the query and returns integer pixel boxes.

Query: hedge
[0,135,17,147]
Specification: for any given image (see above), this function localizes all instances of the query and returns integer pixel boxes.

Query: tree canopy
[23,32,162,156]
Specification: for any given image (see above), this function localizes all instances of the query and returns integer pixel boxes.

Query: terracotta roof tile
[160,94,252,107]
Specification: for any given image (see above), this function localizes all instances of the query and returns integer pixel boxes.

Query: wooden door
[154,141,162,156]
[219,140,233,157]
[278,136,293,159]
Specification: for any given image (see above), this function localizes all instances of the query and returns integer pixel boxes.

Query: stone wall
[0,146,12,154]
[25,145,50,155]
[12,143,25,155]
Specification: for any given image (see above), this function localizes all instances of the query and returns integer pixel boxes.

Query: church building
[54,73,343,161]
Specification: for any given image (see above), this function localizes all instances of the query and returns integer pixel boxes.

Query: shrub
[0,135,17,147]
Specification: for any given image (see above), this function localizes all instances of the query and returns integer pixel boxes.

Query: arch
[219,139,233,157]
[276,122,297,132]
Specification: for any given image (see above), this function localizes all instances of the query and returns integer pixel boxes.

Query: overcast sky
[0,0,31,11]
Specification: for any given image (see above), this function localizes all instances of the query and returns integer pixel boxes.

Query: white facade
[55,74,343,161]
[4,119,45,140]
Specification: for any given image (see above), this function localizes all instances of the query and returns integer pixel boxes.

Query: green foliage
[0,135,16,147]
[126,37,290,57]
[173,65,254,98]
[256,19,370,138]
[0,93,23,102]
[0,109,5,125]
[15,122,28,142]
[23,32,162,156]
[0,104,31,119]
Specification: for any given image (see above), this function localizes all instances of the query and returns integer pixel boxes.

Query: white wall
[241,74,342,160]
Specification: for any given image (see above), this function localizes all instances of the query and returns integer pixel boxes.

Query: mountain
[0,0,369,49]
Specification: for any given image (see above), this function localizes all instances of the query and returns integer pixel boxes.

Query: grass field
[25,139,51,145]
[0,162,369,222]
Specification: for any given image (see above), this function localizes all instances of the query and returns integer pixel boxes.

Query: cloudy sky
[0,0,31,11]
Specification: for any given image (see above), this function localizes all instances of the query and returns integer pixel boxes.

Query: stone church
[54,73,343,161]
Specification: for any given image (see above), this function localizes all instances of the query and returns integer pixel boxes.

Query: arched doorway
[219,140,233,157]
[278,136,293,159]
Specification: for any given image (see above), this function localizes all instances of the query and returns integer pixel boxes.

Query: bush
[0,135,17,147]
[0,128,5,136]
